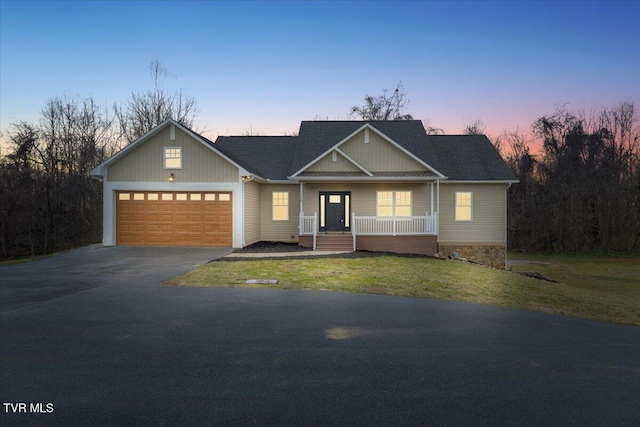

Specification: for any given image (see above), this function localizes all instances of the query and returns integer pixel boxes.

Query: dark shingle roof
[214,136,297,180]
[290,120,443,175]
[212,121,516,182]
[428,135,517,181]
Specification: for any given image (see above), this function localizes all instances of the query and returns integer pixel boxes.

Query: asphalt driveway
[1,246,639,426]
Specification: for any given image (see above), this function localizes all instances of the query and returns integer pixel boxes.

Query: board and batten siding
[302,183,432,217]
[108,126,238,182]
[438,183,507,243]
[244,180,261,246]
[339,129,428,172]
[259,184,300,242]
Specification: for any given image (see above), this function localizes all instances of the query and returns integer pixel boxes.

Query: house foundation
[299,235,438,256]
[438,242,506,269]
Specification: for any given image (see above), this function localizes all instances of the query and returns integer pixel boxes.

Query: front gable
[96,121,242,183]
[339,127,429,173]
[291,124,444,178]
[306,149,369,174]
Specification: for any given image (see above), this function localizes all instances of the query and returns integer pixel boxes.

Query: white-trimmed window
[164,147,182,169]
[455,192,473,221]
[272,192,289,221]
[376,191,412,217]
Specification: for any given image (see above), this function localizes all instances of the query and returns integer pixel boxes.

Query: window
[376,191,411,217]
[455,192,472,221]
[272,192,289,221]
[164,147,182,169]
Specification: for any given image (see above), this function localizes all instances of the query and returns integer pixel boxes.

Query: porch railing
[300,212,437,251]
[352,213,437,236]
[299,212,317,250]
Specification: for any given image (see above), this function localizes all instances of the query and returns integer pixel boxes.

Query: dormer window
[164,147,182,169]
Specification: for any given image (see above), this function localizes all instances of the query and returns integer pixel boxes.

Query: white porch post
[436,178,440,236]
[430,182,434,216]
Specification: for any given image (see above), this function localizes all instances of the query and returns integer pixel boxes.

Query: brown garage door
[116,191,232,246]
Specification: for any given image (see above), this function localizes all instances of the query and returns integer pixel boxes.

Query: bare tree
[0,96,114,258]
[506,102,640,253]
[241,126,261,136]
[463,118,487,135]
[115,59,198,143]
[422,118,444,135]
[350,82,413,120]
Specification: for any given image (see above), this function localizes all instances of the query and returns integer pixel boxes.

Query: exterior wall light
[169,173,175,182]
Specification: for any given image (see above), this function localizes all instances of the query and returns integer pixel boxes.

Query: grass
[167,252,640,326]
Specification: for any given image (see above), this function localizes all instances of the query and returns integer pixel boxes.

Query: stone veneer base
[438,243,506,269]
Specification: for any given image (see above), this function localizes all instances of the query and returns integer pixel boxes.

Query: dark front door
[320,192,351,232]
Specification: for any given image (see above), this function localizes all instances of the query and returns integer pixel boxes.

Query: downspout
[300,182,304,237]
[241,176,245,247]
[436,178,440,238]
[505,183,512,269]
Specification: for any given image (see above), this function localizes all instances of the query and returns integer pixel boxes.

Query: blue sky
[1,0,638,147]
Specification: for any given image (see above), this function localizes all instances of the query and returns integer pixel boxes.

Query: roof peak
[302,119,421,123]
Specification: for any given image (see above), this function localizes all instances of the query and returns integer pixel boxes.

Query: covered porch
[297,181,440,255]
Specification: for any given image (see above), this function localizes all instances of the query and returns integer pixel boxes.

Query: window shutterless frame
[455,191,473,221]
[164,147,182,169]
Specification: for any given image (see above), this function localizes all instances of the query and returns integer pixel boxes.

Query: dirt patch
[233,241,307,253]
[618,258,640,264]
[514,271,559,283]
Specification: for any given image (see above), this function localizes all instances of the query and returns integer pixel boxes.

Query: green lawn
[167,253,640,326]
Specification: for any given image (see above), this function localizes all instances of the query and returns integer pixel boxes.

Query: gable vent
[364,128,370,143]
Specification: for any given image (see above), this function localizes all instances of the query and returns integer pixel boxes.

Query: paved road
[1,247,639,426]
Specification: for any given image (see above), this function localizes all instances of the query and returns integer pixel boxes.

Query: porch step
[315,233,354,251]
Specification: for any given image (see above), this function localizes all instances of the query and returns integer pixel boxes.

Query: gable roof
[91,119,516,183]
[290,121,443,178]
[89,119,251,177]
[213,120,516,182]
[290,120,443,176]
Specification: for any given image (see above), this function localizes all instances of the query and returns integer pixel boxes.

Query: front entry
[319,192,351,232]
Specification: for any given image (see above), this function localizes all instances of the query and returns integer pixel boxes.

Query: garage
[116,191,232,246]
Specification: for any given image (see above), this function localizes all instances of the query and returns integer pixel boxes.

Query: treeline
[0,97,114,258]
[0,61,198,259]
[503,102,640,253]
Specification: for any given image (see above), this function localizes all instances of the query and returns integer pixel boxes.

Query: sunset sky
[1,0,638,150]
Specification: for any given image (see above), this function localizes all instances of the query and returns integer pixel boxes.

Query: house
[90,119,517,268]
